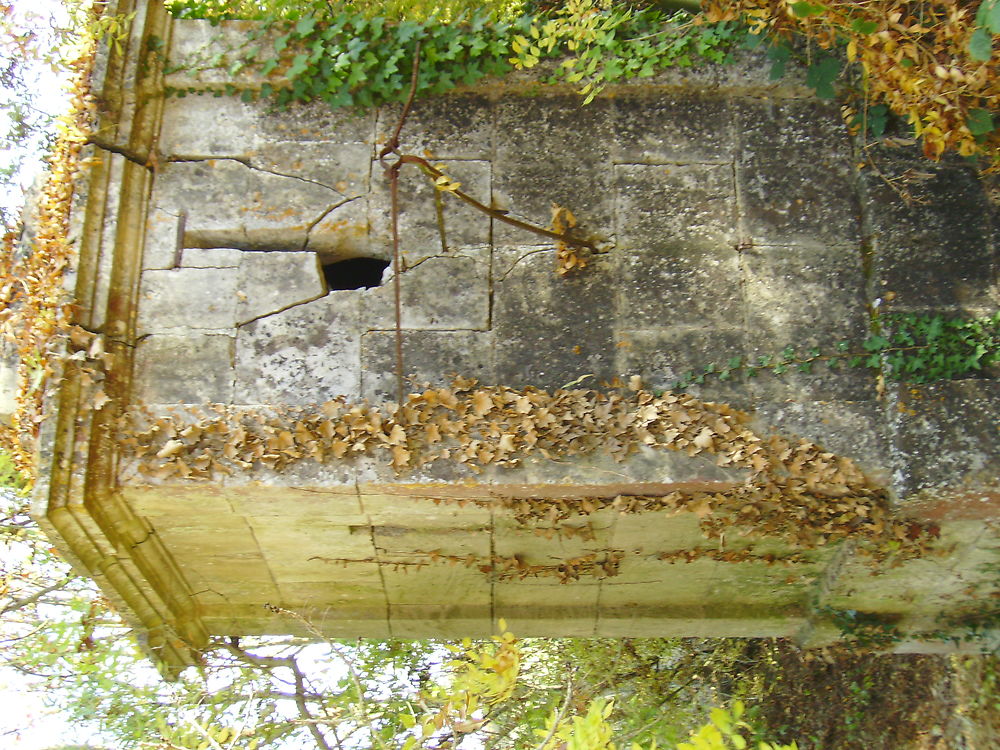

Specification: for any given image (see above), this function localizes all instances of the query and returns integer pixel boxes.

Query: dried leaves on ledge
[120,380,940,565]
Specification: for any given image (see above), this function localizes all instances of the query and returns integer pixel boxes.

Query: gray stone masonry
[33,7,1000,670]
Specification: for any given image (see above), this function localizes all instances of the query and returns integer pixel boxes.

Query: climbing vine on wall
[163,1,743,110]
[671,311,1000,391]
[704,0,1000,166]
[0,3,100,481]
[166,0,999,167]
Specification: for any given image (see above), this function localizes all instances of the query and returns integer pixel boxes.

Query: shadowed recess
[322,257,390,291]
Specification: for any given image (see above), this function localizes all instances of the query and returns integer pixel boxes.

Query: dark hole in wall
[322,257,390,291]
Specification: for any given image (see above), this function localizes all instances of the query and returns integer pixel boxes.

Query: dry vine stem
[376,42,422,407]
[374,45,599,406]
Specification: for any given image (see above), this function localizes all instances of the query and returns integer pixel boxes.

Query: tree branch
[0,575,76,615]
[222,639,334,750]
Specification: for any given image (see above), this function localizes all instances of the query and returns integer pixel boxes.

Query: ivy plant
[164,1,746,111]
[671,311,1000,392]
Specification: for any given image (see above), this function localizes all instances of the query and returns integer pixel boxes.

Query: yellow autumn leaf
[471,390,493,417]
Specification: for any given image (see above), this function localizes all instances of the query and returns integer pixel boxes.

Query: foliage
[491,638,762,748]
[670,311,1000,391]
[814,607,904,650]
[166,8,518,110]
[0,0,101,481]
[678,701,798,750]
[2,584,802,750]
[703,0,1000,167]
[167,0,527,23]
[0,0,69,232]
[506,0,745,102]
[164,1,742,111]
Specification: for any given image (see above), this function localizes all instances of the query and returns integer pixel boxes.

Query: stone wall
[31,0,1000,672]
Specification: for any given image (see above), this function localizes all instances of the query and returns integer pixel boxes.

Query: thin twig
[1,575,77,615]
[532,673,575,750]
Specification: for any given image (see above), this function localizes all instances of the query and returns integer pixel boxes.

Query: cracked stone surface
[368,159,492,260]
[154,159,344,250]
[236,251,326,324]
[57,19,1000,648]
[735,99,861,246]
[361,248,490,331]
[234,292,362,404]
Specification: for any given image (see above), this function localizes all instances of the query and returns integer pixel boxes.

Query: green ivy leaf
[767,43,790,80]
[967,108,995,136]
[287,53,309,79]
[850,18,878,35]
[868,103,889,137]
[295,16,316,36]
[977,0,1000,33]
[969,27,994,61]
[806,56,841,99]
[990,0,1000,32]
[790,2,826,17]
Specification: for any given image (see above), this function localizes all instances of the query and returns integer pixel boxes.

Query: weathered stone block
[360,330,494,404]
[496,95,614,162]
[736,99,860,246]
[181,247,242,267]
[159,94,260,157]
[166,19,263,88]
[601,556,713,600]
[258,98,375,143]
[143,207,184,270]
[752,400,892,484]
[360,494,491,526]
[388,604,492,637]
[746,359,876,403]
[227,485,364,517]
[136,267,240,334]
[618,243,743,330]
[360,249,490,331]
[251,141,371,197]
[495,582,600,616]
[863,163,997,311]
[236,251,326,324]
[155,159,343,251]
[303,197,371,258]
[376,94,492,159]
[615,327,750,407]
[493,96,615,243]
[248,519,377,582]
[493,515,614,564]
[610,511,706,555]
[493,249,616,389]
[742,243,869,347]
[234,292,361,404]
[612,94,733,164]
[124,485,234,517]
[615,163,737,251]
[240,167,346,250]
[369,159,492,261]
[502,613,597,637]
[382,563,490,607]
[133,333,235,403]
[278,576,387,608]
[888,379,1000,502]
